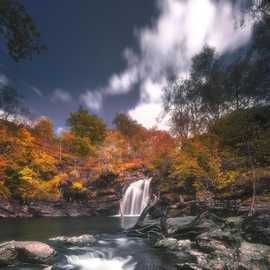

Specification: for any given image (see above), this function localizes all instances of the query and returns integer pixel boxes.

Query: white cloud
[106,67,138,95]
[129,0,254,129]
[56,126,65,135]
[51,88,72,103]
[32,86,43,97]
[0,74,9,86]
[85,0,254,129]
[80,90,103,112]
[128,78,170,129]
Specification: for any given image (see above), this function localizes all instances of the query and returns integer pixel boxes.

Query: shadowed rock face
[0,241,56,266]
[129,210,270,270]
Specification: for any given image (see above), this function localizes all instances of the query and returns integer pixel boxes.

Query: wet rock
[167,217,196,233]
[225,216,243,228]
[177,240,192,250]
[155,238,192,250]
[49,234,96,245]
[155,238,178,249]
[199,228,240,247]
[239,241,270,269]
[176,262,203,270]
[0,243,17,266]
[0,241,55,266]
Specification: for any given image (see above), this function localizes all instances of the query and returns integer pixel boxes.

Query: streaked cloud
[32,86,43,97]
[51,88,72,103]
[83,0,254,129]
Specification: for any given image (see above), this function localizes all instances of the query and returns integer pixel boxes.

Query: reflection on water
[0,216,122,242]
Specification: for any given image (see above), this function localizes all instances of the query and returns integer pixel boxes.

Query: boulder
[49,234,96,245]
[167,217,196,234]
[0,241,55,266]
[224,216,243,228]
[155,238,178,249]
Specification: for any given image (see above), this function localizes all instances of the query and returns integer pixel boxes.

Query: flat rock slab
[0,241,56,266]
[49,234,96,245]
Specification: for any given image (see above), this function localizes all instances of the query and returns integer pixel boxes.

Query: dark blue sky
[0,0,156,129]
[1,0,254,131]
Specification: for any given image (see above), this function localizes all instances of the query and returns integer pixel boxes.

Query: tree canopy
[0,0,46,61]
[67,107,106,145]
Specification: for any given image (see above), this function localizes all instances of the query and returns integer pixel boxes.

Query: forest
[0,12,270,211]
[0,0,269,212]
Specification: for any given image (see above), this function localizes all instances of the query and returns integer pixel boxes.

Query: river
[0,216,178,270]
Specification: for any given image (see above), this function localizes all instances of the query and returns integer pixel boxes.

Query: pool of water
[0,217,178,270]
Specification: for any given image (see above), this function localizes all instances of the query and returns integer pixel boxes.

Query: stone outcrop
[129,208,270,270]
[0,241,55,266]
[0,198,119,218]
[49,234,96,246]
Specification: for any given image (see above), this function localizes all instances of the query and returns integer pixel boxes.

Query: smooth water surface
[0,217,177,270]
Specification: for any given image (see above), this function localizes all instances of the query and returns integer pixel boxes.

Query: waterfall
[120,178,151,216]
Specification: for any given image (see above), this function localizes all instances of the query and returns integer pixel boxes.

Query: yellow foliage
[18,128,34,146]
[71,181,86,192]
[19,166,37,182]
[42,175,64,200]
[32,151,58,175]
[216,170,240,189]
[0,181,10,199]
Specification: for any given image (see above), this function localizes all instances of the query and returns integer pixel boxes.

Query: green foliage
[67,107,106,144]
[165,25,270,136]
[0,0,46,61]
[210,106,270,166]
[0,85,26,118]
[62,132,94,158]
[113,113,144,138]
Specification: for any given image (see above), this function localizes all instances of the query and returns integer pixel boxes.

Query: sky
[0,0,254,132]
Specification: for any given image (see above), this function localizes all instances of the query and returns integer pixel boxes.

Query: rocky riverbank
[127,207,270,270]
[0,198,119,218]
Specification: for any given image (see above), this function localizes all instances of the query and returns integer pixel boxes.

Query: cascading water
[120,178,151,216]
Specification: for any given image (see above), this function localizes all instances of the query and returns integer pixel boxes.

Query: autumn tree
[33,116,54,141]
[61,131,94,158]
[67,107,106,145]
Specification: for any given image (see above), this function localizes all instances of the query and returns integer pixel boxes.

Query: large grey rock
[155,238,178,249]
[0,241,55,266]
[167,217,196,234]
[49,234,96,245]
[155,238,192,250]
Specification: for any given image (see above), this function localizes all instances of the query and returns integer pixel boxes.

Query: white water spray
[66,252,136,270]
[120,178,151,216]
